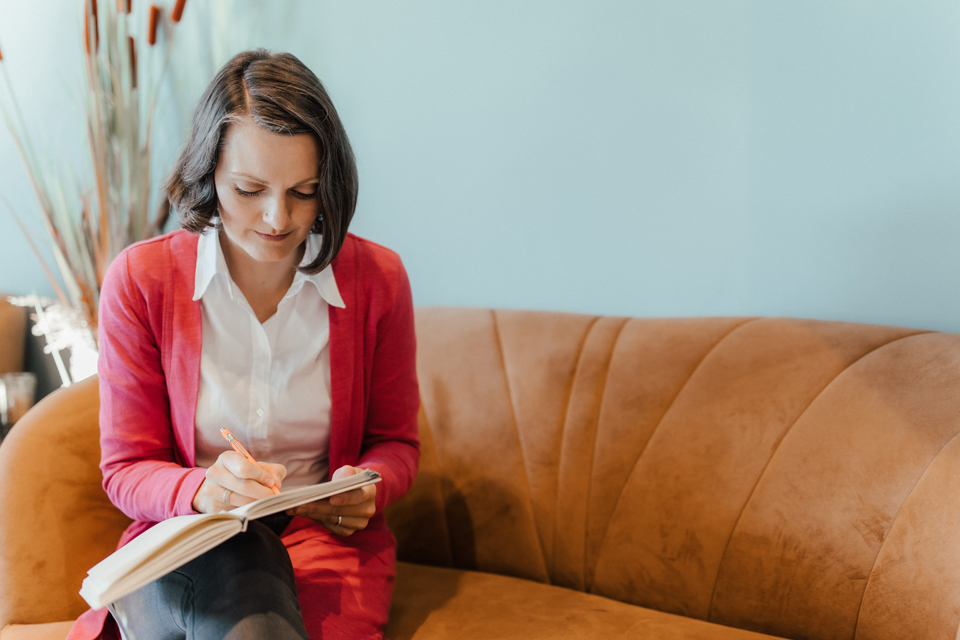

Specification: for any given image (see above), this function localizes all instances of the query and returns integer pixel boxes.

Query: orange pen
[220,427,281,494]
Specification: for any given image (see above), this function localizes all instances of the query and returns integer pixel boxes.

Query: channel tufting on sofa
[3,308,960,639]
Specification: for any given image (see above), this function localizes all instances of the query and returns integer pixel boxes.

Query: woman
[67,49,420,640]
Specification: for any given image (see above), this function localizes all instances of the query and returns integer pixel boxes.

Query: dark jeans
[108,515,308,640]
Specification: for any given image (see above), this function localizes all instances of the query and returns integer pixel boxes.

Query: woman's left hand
[286,465,378,536]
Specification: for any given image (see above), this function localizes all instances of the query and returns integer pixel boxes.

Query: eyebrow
[229,172,319,187]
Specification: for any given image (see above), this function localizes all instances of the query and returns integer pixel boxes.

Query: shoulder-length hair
[165,49,358,275]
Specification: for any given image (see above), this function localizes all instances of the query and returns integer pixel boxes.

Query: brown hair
[165,49,358,274]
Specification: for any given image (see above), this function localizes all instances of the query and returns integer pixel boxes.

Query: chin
[241,240,298,264]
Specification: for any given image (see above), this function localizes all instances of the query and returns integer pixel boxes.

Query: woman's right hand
[191,451,287,514]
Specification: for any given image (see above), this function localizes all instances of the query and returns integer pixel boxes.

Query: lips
[255,231,292,242]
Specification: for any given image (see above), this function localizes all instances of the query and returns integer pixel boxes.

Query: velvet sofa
[3,308,960,639]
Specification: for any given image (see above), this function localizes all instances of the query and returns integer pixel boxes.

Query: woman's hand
[286,465,377,536]
[192,451,287,514]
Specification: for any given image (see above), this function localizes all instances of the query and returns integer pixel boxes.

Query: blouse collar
[193,227,345,309]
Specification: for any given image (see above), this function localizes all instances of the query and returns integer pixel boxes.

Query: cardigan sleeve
[98,249,206,522]
[356,257,421,513]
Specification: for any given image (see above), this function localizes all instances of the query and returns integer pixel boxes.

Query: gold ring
[222,488,231,505]
[336,515,342,526]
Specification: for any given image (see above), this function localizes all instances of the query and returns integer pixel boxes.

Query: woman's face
[213,115,321,269]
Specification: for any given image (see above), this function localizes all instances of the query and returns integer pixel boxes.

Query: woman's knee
[224,520,293,567]
[179,521,296,591]
[177,523,308,638]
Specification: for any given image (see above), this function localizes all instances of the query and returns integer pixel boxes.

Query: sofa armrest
[0,376,131,629]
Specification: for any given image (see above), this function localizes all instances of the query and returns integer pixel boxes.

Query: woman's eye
[292,189,319,200]
[234,186,262,197]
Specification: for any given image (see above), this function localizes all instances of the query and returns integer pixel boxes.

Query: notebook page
[97,519,242,606]
[86,513,233,583]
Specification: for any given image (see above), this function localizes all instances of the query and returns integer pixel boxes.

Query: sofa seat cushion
[0,622,74,640]
[0,564,785,640]
[386,562,783,639]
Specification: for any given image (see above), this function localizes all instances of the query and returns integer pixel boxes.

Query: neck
[219,231,305,322]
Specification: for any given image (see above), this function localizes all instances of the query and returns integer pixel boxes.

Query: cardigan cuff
[176,467,208,515]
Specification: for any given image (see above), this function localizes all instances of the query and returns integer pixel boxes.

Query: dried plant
[0,0,189,335]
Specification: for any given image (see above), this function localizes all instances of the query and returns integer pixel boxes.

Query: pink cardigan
[68,229,420,640]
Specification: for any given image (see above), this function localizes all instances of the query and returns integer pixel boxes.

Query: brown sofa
[3,308,960,639]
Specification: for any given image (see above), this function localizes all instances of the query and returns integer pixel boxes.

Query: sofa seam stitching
[583,316,630,592]
[852,428,960,640]
[703,329,930,623]
[589,316,759,591]
[492,309,551,582]
[550,315,603,582]
[851,336,954,640]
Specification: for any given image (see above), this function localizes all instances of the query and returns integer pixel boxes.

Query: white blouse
[192,229,345,489]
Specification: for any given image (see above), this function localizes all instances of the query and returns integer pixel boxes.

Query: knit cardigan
[67,229,420,640]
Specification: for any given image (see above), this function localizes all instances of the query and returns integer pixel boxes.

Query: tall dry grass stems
[0,0,188,336]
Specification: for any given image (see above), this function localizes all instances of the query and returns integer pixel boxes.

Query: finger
[321,514,368,535]
[331,465,359,481]
[260,462,287,485]
[219,452,279,488]
[330,483,376,506]
[218,485,248,509]
[286,499,333,518]
[329,487,365,506]
[219,485,231,507]
[329,470,376,506]
[233,477,278,500]
[207,465,277,501]
[230,485,261,507]
[288,499,375,519]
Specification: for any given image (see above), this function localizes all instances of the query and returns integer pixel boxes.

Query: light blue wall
[3,1,960,331]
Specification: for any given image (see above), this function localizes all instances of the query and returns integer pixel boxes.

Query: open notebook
[79,470,381,609]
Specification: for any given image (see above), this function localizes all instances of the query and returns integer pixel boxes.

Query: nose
[262,196,291,231]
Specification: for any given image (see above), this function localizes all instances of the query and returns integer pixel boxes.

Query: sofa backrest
[388,308,960,640]
[3,310,960,640]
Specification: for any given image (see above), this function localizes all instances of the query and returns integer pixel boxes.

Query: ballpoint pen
[220,427,281,494]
